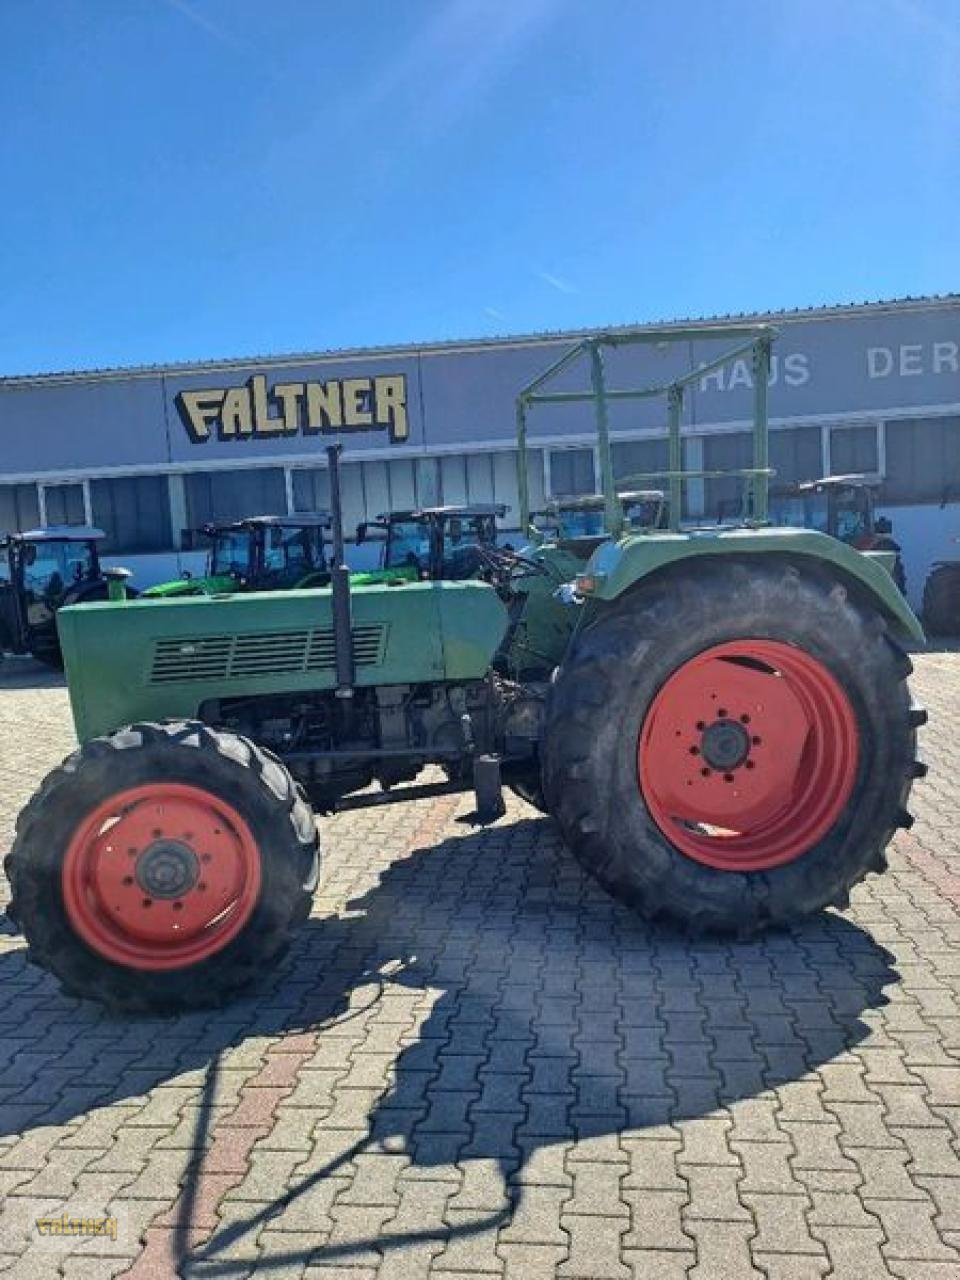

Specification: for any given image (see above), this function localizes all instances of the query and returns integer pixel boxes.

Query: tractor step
[473,754,506,824]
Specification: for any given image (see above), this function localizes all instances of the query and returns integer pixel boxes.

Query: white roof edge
[1,293,958,389]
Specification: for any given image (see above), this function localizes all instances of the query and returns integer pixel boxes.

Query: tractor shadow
[0,656,66,690]
[0,818,899,1275]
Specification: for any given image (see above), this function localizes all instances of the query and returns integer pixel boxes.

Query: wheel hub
[134,840,200,900]
[61,782,262,971]
[638,639,860,871]
[700,718,751,772]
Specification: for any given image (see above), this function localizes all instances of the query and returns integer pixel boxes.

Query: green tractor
[143,514,331,598]
[352,504,506,586]
[0,526,136,668]
[497,490,667,686]
[4,325,927,1014]
[530,489,666,552]
[763,473,906,593]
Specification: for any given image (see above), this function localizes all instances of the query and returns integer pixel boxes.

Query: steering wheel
[474,544,554,583]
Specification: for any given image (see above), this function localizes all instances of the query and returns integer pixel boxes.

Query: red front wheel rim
[62,783,262,971]
[639,639,860,871]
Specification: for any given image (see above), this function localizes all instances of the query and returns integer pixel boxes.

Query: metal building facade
[1,295,958,605]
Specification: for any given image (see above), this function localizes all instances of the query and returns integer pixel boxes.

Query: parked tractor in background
[765,474,906,592]
[530,489,666,552]
[352,505,505,585]
[143,514,331,598]
[922,554,960,636]
[720,473,906,592]
[5,324,927,1014]
[0,526,136,668]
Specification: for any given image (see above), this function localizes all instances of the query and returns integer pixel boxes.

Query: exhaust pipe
[325,444,355,702]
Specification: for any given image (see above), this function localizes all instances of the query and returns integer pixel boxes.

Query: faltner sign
[177,373,409,444]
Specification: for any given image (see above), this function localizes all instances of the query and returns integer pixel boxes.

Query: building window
[415,458,440,508]
[291,467,330,514]
[91,475,173,553]
[612,437,669,485]
[440,455,468,505]
[387,459,417,511]
[550,448,595,496]
[770,426,822,485]
[185,468,286,527]
[883,416,960,504]
[702,432,754,517]
[0,483,40,534]
[830,424,879,476]
[43,483,85,526]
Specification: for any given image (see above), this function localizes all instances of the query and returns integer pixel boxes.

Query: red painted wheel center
[639,639,859,871]
[61,783,261,971]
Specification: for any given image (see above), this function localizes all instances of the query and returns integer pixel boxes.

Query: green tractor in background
[764,473,906,593]
[352,504,505,586]
[0,526,136,668]
[142,514,331,598]
[5,324,927,1014]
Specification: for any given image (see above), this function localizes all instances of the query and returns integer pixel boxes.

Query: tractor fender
[582,526,924,644]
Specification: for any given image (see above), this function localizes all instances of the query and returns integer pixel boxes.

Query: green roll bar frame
[515,324,777,536]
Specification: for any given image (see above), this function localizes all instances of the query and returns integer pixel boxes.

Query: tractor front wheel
[5,721,318,1014]
[542,560,925,935]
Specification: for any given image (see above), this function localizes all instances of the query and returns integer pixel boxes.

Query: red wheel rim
[639,639,859,871]
[62,783,261,971]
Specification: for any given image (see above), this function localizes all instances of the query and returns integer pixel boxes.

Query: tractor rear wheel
[5,720,318,1014]
[542,560,925,935]
[923,564,960,637]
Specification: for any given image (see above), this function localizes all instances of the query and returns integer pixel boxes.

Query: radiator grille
[150,624,387,684]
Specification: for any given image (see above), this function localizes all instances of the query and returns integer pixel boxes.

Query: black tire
[923,564,960,637]
[28,631,64,670]
[542,559,925,936]
[5,720,318,1014]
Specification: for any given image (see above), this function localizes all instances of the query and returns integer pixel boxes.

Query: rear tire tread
[542,559,921,937]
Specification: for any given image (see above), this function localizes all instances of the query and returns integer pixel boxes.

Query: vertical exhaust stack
[325,445,355,709]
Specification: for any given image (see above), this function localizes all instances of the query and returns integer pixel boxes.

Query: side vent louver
[150,624,387,684]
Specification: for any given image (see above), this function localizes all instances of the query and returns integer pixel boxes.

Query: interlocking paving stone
[1,652,960,1277]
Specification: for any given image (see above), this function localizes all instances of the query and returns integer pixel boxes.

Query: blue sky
[0,0,957,374]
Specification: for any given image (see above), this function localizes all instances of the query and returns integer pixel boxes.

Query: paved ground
[0,652,958,1280]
